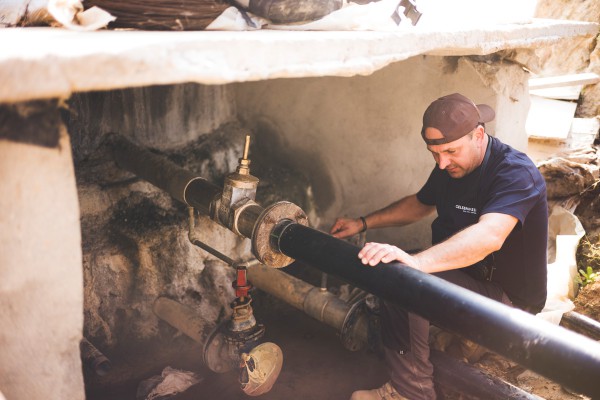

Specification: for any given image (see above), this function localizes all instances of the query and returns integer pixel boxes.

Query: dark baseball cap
[421,93,495,145]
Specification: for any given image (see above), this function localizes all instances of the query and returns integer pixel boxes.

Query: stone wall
[67,85,317,390]
[534,0,600,118]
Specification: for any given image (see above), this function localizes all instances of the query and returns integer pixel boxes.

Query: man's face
[424,127,484,179]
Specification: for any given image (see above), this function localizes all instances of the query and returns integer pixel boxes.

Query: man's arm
[330,194,435,239]
[358,212,518,273]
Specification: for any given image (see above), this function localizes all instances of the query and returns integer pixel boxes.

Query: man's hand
[358,242,422,271]
[329,217,363,239]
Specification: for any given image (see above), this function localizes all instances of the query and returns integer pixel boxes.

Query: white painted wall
[235,56,529,250]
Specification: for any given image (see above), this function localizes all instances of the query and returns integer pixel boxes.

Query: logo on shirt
[455,204,477,214]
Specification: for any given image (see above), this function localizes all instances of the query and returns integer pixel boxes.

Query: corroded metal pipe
[109,134,220,215]
[247,261,368,351]
[80,338,112,377]
[430,350,542,400]
[271,221,600,399]
[153,297,235,374]
[153,297,216,344]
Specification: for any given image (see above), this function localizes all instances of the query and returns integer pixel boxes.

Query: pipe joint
[252,202,308,268]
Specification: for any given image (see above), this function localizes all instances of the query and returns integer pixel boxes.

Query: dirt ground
[87,291,389,400]
[178,300,389,400]
[86,275,600,400]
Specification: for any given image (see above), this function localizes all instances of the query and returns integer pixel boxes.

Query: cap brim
[477,104,495,123]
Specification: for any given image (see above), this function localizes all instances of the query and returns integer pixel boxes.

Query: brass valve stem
[243,135,250,160]
[236,135,252,175]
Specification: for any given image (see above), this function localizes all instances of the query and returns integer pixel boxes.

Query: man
[330,93,548,400]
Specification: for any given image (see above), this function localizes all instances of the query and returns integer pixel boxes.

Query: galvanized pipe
[153,297,216,344]
[153,297,236,374]
[110,133,261,236]
[247,261,368,348]
[272,221,600,399]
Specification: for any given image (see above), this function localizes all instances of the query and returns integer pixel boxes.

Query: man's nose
[437,154,450,170]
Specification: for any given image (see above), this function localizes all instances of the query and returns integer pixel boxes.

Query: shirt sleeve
[481,163,545,226]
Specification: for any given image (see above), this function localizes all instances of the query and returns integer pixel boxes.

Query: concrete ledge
[1,18,597,103]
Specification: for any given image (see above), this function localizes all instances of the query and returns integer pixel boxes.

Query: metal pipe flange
[251,201,308,268]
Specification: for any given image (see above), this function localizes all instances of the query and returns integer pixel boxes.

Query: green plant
[575,266,599,288]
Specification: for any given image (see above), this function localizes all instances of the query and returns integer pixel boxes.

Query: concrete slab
[0,18,597,103]
[526,95,578,140]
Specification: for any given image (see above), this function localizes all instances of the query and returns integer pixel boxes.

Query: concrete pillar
[0,102,84,400]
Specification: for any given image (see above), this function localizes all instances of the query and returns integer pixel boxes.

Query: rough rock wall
[67,83,236,160]
[534,0,600,118]
[67,85,316,389]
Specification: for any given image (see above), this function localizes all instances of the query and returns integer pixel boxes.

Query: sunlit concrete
[0,19,597,103]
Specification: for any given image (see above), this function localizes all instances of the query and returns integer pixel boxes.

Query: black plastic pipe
[273,221,600,399]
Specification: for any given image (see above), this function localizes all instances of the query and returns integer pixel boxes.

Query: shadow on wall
[65,83,236,163]
[249,117,336,228]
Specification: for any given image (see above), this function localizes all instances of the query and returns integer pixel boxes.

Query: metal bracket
[187,206,238,266]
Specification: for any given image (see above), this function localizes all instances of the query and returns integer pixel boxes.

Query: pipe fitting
[217,135,259,231]
[232,200,261,237]
[218,174,259,229]
[252,202,308,268]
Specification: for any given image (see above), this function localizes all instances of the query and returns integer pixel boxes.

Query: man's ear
[474,125,486,141]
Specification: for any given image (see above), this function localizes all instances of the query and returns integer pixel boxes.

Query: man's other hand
[358,242,421,271]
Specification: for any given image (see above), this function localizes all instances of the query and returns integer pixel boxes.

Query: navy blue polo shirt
[417,136,548,312]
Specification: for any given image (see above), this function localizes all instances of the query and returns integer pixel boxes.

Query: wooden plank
[529,72,600,90]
